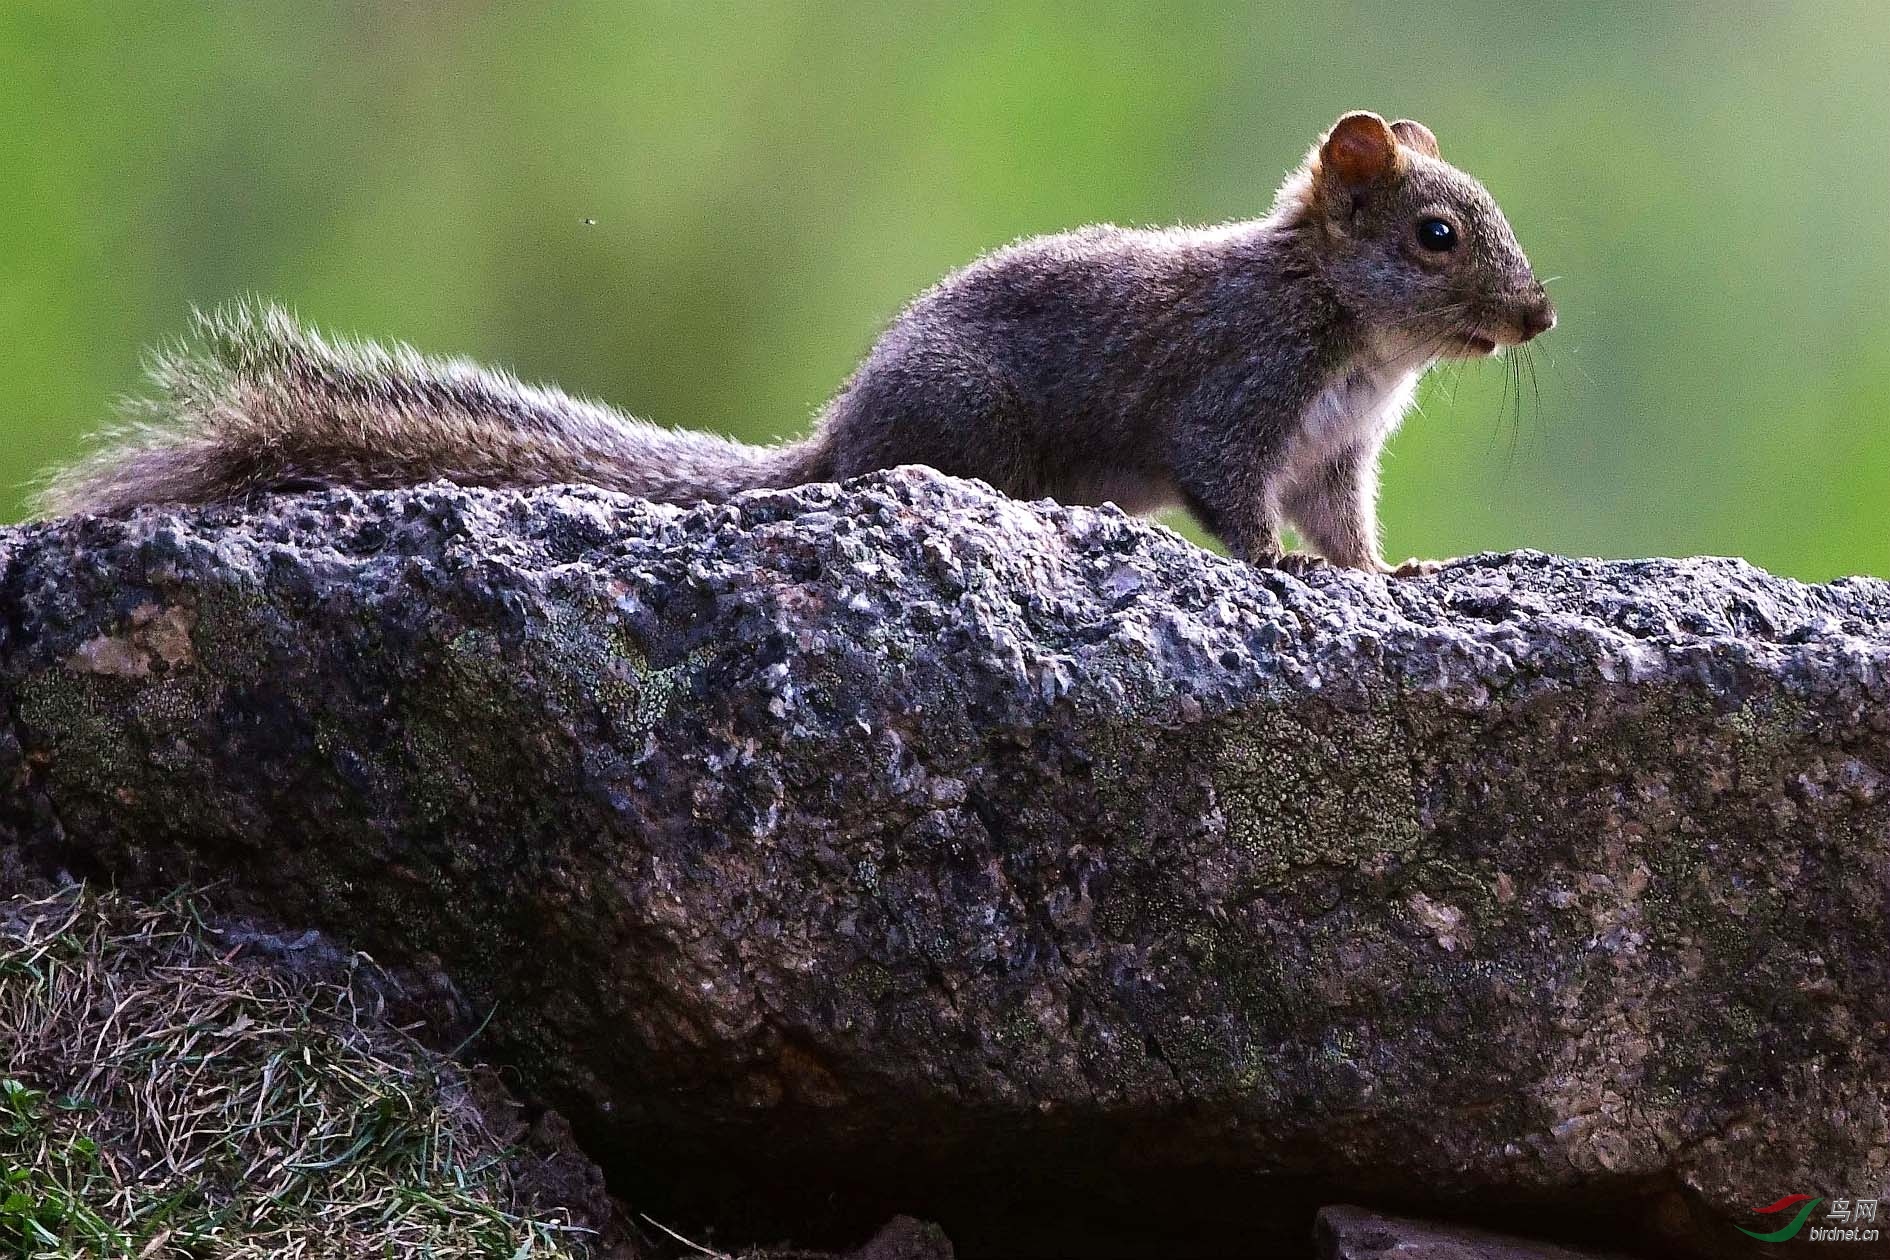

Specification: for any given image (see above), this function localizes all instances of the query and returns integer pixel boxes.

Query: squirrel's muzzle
[1518,295,1557,342]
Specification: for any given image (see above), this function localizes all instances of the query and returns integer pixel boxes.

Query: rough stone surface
[1315,1205,1633,1259]
[1,468,1886,1258]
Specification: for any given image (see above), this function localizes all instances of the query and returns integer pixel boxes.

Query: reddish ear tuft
[1390,118,1440,159]
[1319,112,1401,187]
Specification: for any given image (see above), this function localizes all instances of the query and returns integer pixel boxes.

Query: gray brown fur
[38,305,832,516]
[41,111,1552,571]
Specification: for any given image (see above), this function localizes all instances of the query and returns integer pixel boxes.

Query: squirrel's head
[1287,111,1554,358]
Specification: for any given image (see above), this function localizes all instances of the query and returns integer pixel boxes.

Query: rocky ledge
[2,468,1885,1258]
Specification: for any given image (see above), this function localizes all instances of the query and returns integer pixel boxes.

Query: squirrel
[42,110,1553,574]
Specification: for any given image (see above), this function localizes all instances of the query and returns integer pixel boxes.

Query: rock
[847,1215,955,1260]
[1315,1205,1632,1258]
[1,467,1886,1258]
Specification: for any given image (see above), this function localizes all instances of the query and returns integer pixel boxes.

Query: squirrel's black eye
[1416,218,1457,252]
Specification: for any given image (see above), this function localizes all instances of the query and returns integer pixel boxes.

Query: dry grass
[0,885,598,1258]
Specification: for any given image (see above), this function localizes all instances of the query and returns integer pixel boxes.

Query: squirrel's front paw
[1272,551,1330,577]
[1387,556,1448,578]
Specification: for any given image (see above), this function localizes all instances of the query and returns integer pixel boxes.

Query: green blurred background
[4,1,1887,578]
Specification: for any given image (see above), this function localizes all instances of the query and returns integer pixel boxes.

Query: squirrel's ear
[1389,119,1440,159]
[1317,112,1402,187]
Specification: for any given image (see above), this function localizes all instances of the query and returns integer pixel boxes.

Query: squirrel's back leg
[821,349,1037,496]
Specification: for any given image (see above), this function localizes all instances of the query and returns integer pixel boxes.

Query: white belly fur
[1282,328,1435,490]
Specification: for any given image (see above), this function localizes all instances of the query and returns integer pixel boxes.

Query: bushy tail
[37,303,830,517]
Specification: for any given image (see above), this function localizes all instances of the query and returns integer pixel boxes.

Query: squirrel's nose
[1517,296,1556,343]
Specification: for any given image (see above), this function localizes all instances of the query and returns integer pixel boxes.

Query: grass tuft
[0,885,599,1259]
